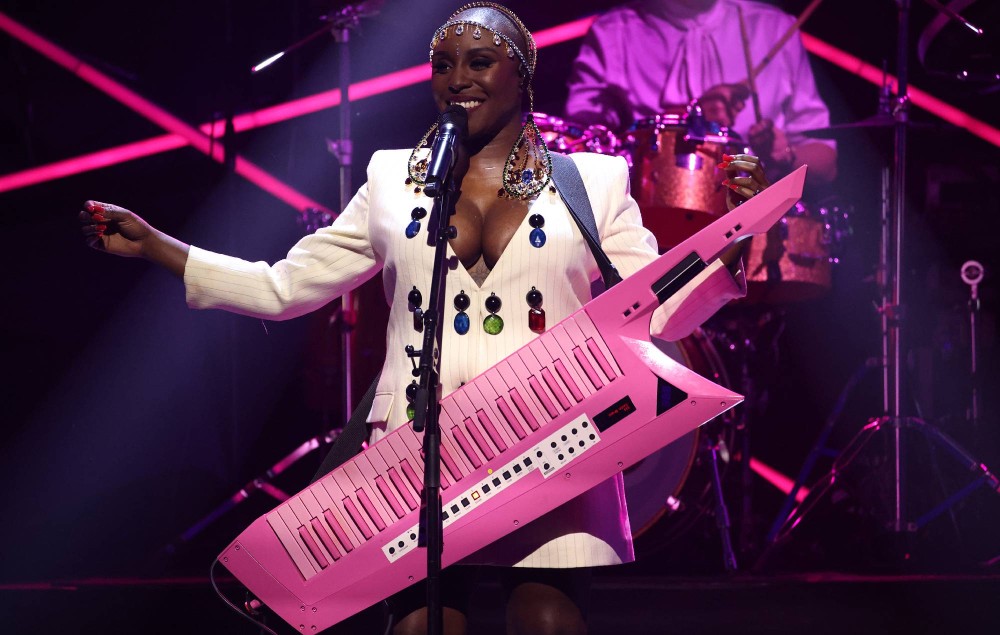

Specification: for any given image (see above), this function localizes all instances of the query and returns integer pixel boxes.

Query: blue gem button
[454,312,470,335]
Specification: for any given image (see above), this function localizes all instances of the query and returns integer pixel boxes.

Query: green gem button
[406,403,416,420]
[483,314,504,335]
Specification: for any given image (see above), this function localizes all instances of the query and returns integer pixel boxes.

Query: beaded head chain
[429,3,537,79]
[408,2,552,200]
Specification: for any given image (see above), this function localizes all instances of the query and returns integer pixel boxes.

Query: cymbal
[803,114,947,139]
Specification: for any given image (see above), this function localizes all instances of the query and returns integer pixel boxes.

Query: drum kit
[538,105,852,306]
[535,102,855,560]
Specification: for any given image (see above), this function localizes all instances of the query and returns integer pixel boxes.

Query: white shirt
[565,0,833,149]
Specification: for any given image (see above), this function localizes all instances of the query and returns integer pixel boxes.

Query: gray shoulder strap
[549,153,623,289]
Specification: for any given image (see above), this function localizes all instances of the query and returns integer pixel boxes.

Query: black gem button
[528,213,545,228]
[406,382,418,402]
[485,293,502,313]
[454,291,471,312]
[411,207,427,220]
[407,286,422,307]
[526,286,543,308]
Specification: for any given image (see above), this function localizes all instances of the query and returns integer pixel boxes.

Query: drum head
[627,116,744,248]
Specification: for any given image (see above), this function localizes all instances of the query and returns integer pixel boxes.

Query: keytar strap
[311,372,381,483]
[549,153,623,290]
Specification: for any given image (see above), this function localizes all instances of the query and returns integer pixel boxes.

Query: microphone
[423,105,468,198]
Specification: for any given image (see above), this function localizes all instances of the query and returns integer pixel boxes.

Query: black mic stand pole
[406,168,461,635]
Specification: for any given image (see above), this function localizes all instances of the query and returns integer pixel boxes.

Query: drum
[533,112,620,155]
[626,109,745,248]
[623,329,737,547]
[744,200,851,304]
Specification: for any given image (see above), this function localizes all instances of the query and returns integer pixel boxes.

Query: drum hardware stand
[960,260,984,427]
[759,358,877,552]
[758,0,999,562]
[164,428,341,552]
[167,1,384,554]
[705,429,739,571]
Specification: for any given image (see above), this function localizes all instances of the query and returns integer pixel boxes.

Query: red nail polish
[722,178,731,186]
[717,161,731,169]
[96,224,107,231]
[727,182,740,191]
[722,154,736,162]
[92,214,107,222]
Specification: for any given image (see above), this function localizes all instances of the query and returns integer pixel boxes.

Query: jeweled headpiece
[429,2,537,79]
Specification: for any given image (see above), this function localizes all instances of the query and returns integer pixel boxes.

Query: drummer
[565,0,837,186]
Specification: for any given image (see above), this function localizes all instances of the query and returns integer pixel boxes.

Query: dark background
[1,0,998,588]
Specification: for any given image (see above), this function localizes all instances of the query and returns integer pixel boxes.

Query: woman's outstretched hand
[79,200,190,277]
[79,200,155,257]
[718,153,771,211]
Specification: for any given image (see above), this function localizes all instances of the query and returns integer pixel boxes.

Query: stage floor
[4,571,998,634]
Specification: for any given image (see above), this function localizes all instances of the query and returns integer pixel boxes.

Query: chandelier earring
[501,85,551,200]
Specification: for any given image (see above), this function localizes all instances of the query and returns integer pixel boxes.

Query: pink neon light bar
[749,457,810,503]
[801,33,1000,147]
[0,10,331,212]
[0,134,184,192]
[0,14,601,194]
[2,11,997,197]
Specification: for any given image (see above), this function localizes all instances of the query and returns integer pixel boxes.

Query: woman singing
[79,4,769,633]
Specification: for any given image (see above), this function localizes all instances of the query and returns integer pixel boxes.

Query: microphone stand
[407,162,461,635]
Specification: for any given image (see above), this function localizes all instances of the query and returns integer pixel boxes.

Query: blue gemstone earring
[405,207,427,239]
[528,213,546,248]
[453,290,471,335]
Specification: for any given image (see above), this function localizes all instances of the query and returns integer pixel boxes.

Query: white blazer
[184,149,742,567]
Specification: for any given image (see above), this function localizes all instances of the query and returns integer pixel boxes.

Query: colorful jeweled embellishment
[528,213,546,248]
[483,292,504,335]
[406,380,418,420]
[526,286,545,334]
[406,206,427,239]
[408,286,424,332]
[454,290,471,335]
